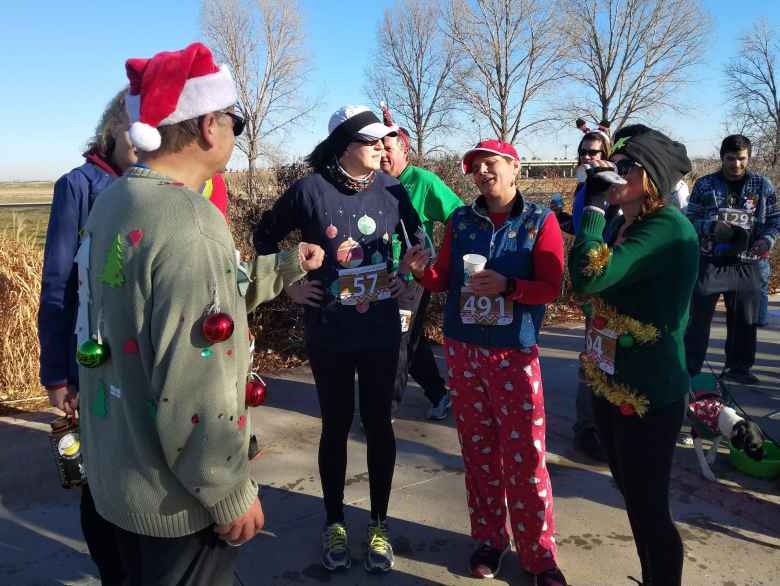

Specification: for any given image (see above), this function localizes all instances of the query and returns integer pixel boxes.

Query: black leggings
[592,396,685,586]
[308,346,399,525]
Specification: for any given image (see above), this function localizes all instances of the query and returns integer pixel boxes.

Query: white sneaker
[427,394,451,420]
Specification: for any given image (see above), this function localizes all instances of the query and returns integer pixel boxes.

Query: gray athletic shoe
[321,522,351,571]
[364,520,394,573]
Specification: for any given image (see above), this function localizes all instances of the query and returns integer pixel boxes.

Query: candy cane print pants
[444,338,558,574]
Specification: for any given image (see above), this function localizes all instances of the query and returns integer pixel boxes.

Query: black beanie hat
[610,124,691,197]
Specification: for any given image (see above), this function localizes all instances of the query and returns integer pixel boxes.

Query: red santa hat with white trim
[125,43,238,152]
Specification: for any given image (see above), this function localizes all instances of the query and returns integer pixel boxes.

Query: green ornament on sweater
[91,382,108,417]
[100,233,126,287]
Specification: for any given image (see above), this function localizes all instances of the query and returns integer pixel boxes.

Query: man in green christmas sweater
[75,44,323,585]
[379,108,463,420]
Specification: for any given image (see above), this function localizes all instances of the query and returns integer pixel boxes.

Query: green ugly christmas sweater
[76,167,305,538]
[569,207,699,413]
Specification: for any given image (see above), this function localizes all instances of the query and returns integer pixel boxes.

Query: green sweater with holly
[77,167,305,538]
[569,206,699,412]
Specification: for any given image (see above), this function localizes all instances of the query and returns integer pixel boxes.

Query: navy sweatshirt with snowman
[253,172,421,352]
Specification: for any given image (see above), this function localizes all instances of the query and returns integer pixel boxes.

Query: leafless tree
[366,0,459,159]
[444,0,569,144]
[202,0,317,198]
[561,0,710,132]
[725,19,780,170]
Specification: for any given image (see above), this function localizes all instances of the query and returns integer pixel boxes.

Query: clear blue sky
[0,0,776,181]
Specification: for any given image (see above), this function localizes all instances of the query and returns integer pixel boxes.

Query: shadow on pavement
[237,485,536,586]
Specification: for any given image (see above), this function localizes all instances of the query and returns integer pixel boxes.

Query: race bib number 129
[459,287,513,326]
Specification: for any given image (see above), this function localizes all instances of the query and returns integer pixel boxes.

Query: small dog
[687,374,764,481]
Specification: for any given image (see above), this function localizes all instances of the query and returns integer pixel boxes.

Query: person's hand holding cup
[463,254,487,285]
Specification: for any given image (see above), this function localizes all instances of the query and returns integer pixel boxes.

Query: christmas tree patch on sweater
[100,233,126,287]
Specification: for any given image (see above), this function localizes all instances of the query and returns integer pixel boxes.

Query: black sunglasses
[223,111,245,137]
[578,148,603,157]
[614,158,642,176]
[354,137,381,146]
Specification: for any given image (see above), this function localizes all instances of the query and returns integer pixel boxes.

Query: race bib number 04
[338,263,391,306]
[718,207,753,230]
[459,287,513,326]
[585,325,617,375]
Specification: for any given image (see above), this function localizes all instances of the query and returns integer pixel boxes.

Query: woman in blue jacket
[38,88,136,586]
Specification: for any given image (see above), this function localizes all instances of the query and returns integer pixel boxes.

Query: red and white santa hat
[125,43,238,152]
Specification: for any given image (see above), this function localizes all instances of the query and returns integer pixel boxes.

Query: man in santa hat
[75,43,323,584]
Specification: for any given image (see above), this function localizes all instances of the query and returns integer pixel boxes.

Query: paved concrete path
[2,298,779,586]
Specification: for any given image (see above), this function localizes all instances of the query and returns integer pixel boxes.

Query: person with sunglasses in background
[685,134,779,385]
[254,105,421,575]
[570,119,615,235]
[569,125,697,586]
[568,120,613,461]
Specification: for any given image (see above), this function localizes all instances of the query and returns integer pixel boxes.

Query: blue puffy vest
[443,195,549,349]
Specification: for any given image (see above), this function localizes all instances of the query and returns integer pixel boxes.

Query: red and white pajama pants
[445,338,558,574]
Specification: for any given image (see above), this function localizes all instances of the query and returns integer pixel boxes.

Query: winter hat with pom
[124,43,238,152]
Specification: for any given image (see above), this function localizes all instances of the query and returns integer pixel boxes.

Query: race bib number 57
[338,263,391,306]
[459,287,513,326]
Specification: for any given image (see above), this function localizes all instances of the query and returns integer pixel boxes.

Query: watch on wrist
[502,277,517,297]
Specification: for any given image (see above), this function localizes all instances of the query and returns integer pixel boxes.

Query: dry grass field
[0,181,54,204]
[0,182,54,248]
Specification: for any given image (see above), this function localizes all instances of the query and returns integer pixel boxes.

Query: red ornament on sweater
[202,312,234,343]
[245,378,267,407]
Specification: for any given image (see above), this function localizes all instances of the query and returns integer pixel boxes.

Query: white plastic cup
[463,253,487,278]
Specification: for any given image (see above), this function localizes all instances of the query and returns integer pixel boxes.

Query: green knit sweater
[569,207,699,411]
[77,168,305,538]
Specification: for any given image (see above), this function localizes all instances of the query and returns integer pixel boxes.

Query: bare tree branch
[444,0,569,144]
[201,0,317,198]
[364,0,460,159]
[725,18,780,169]
[561,0,711,131]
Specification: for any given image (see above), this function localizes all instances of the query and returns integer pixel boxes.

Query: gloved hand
[712,221,734,243]
[584,166,626,211]
[730,419,764,461]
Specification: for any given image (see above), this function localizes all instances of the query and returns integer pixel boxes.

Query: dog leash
[702,356,779,446]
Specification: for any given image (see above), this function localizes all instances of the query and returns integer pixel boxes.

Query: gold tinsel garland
[582,243,611,276]
[580,355,650,416]
[588,297,659,345]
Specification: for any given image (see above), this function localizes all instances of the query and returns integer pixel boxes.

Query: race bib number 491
[338,263,391,306]
[585,325,617,375]
[459,287,513,326]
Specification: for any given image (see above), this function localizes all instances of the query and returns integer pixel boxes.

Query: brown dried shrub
[0,236,43,401]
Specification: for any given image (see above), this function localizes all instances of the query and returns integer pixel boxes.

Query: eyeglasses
[354,137,381,147]
[614,159,642,177]
[222,111,245,137]
[578,148,603,157]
